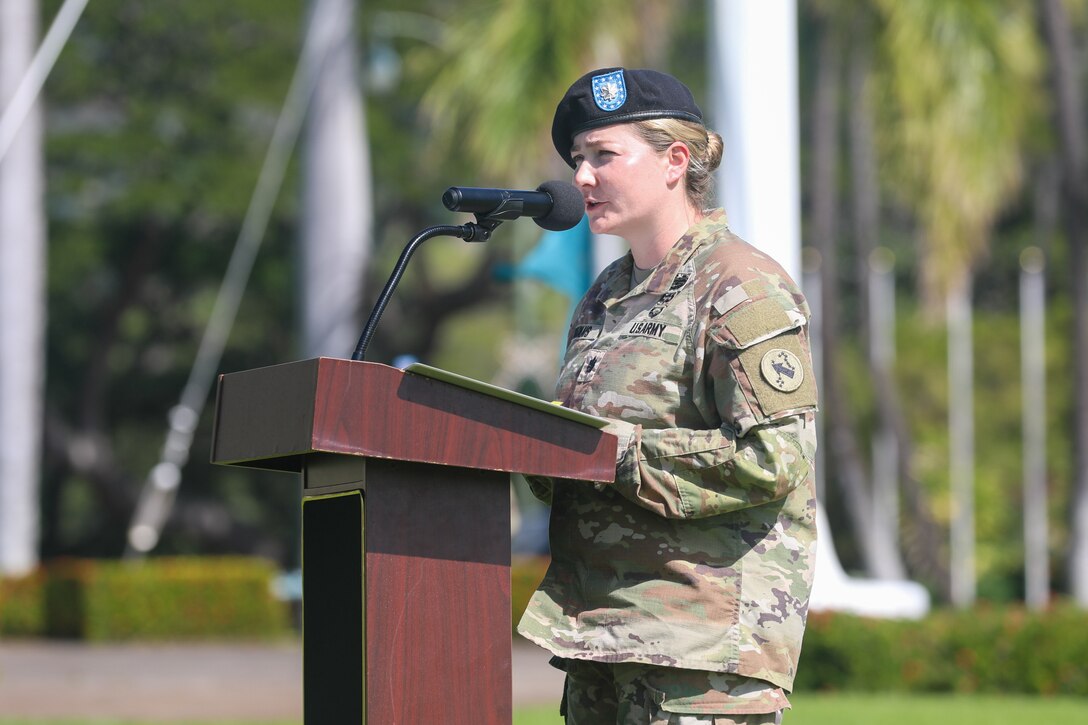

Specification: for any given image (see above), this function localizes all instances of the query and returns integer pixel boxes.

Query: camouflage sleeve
[604,290,818,519]
[605,414,813,519]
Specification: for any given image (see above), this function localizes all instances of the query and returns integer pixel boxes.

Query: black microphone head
[441,187,462,211]
[534,180,584,231]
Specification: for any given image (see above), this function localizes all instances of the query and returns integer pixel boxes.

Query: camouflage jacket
[517,210,819,692]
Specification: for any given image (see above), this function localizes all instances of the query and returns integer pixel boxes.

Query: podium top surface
[211,357,617,482]
[405,362,608,429]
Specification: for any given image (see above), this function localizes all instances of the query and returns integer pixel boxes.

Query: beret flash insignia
[592,70,627,112]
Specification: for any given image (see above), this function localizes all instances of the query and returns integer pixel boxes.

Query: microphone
[442,180,584,231]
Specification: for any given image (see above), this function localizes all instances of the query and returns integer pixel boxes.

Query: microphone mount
[349,214,507,361]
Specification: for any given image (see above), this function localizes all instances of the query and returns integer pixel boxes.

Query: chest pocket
[710,294,818,421]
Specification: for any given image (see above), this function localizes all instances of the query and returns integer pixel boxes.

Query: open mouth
[585,199,605,211]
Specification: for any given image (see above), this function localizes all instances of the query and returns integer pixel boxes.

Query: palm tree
[1039,0,1088,607]
[872,0,1042,603]
[846,5,948,590]
[420,0,680,184]
[807,2,911,582]
[875,0,1041,311]
[804,0,1042,601]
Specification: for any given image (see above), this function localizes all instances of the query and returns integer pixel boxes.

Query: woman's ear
[665,142,691,186]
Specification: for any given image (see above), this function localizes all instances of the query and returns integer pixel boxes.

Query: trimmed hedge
[1,557,289,640]
[9,554,1086,697]
[0,570,47,636]
[511,557,1088,697]
[796,605,1088,696]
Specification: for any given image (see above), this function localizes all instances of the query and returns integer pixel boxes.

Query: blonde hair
[632,119,724,209]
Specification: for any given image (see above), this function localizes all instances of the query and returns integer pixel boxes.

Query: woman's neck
[627,202,702,269]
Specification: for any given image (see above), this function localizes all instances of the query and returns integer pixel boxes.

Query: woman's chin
[588,215,619,237]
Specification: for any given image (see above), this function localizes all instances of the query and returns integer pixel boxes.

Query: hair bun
[704,130,724,173]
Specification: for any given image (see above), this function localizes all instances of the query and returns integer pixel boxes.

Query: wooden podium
[210,357,616,724]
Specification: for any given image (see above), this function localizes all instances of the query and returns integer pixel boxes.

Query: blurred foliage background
[22,0,1088,609]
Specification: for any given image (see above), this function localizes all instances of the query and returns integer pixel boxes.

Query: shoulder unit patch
[760,348,804,392]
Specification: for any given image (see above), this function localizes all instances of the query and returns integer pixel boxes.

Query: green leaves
[417,0,671,182]
[874,0,1043,307]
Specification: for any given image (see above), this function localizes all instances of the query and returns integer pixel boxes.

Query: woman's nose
[573,161,594,188]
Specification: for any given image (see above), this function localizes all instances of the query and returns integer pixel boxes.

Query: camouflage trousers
[555,658,787,725]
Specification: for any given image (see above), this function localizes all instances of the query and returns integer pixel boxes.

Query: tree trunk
[847,20,878,344]
[1039,0,1088,606]
[1020,244,1049,609]
[846,15,947,594]
[0,0,46,576]
[811,13,904,579]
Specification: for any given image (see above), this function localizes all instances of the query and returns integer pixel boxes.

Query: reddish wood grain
[213,358,616,483]
[364,460,511,724]
[312,358,615,482]
[367,556,510,724]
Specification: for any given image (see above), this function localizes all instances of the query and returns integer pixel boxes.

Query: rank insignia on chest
[760,348,804,392]
[648,269,692,318]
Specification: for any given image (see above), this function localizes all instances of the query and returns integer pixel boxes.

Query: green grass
[788,694,1088,724]
[510,694,1088,725]
[2,696,1086,725]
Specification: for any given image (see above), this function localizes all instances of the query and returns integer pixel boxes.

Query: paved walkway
[0,638,563,720]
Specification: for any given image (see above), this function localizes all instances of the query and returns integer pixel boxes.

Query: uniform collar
[592,209,729,306]
[640,209,729,294]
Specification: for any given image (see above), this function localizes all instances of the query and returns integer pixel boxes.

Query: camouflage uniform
[558,658,786,724]
[517,210,818,720]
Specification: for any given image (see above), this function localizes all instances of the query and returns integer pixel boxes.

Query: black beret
[551,67,703,167]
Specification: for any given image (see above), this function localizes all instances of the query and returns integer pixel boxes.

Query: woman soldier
[517,68,819,725]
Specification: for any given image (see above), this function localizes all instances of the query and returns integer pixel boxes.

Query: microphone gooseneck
[351,181,585,361]
[350,224,481,361]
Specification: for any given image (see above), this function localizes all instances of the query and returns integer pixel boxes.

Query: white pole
[0,0,47,576]
[301,0,371,358]
[869,247,900,538]
[1020,246,1048,609]
[0,0,87,163]
[708,0,800,281]
[948,282,976,608]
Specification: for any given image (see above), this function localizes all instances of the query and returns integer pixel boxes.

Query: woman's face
[570,123,671,240]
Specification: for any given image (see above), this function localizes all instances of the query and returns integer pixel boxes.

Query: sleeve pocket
[735,332,818,419]
[709,296,817,424]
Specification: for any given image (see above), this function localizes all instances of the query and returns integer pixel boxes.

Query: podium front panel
[365,459,511,724]
[302,456,512,724]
